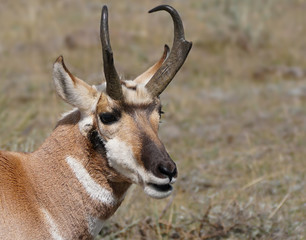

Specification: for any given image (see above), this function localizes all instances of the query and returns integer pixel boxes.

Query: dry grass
[1,0,305,239]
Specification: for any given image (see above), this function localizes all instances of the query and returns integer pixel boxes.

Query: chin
[143,183,173,199]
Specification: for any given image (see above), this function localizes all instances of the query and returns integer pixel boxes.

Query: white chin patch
[144,183,173,199]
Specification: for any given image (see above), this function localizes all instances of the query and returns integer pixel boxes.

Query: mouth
[144,182,173,199]
[149,183,172,192]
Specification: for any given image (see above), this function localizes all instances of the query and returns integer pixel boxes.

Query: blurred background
[0,0,305,239]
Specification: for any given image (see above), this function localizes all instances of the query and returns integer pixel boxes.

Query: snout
[144,159,177,199]
[141,139,178,199]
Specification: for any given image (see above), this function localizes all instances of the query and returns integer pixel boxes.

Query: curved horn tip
[148,5,174,14]
[148,4,185,40]
[145,5,192,97]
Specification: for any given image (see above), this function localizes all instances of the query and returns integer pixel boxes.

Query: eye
[158,106,164,118]
[99,112,120,125]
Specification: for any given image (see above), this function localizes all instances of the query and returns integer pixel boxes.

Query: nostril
[158,164,176,181]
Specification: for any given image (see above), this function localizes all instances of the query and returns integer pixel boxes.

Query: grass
[1,0,305,239]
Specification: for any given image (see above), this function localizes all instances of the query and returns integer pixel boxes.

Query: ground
[0,0,305,239]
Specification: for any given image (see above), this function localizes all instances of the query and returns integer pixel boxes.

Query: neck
[26,110,131,239]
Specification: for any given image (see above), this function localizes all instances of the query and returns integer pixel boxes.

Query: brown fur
[0,111,130,240]
[0,4,187,238]
[0,54,175,240]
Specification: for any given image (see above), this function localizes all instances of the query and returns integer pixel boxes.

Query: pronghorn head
[53,5,192,199]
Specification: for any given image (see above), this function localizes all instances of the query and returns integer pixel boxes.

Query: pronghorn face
[95,85,177,199]
[97,97,177,198]
[53,60,177,199]
[53,4,191,199]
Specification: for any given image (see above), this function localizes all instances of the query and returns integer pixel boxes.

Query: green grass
[1,0,305,239]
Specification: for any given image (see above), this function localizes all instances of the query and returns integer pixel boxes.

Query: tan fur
[0,10,177,238]
[0,112,130,240]
[121,84,152,105]
[95,94,162,165]
[0,152,44,239]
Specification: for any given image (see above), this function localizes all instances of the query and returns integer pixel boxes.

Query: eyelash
[158,105,164,117]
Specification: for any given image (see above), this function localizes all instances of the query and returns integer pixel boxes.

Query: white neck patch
[66,156,116,205]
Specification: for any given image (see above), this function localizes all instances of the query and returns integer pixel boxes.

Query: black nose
[158,164,177,182]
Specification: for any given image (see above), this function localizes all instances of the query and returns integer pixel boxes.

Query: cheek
[96,113,133,140]
[104,137,141,183]
[115,123,143,166]
[105,138,134,167]
[97,120,121,139]
[96,111,125,139]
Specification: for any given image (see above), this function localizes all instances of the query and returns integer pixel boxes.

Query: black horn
[100,6,123,101]
[145,5,192,97]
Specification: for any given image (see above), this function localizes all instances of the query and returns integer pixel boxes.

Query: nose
[158,163,177,182]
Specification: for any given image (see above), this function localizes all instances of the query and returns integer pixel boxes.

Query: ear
[133,45,169,85]
[53,56,99,112]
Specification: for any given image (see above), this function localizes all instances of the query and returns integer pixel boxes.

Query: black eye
[99,112,120,125]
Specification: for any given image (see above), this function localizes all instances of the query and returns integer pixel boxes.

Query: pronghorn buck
[0,5,192,240]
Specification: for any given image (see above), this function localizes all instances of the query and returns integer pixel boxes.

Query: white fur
[53,62,71,99]
[104,137,172,198]
[42,208,64,240]
[93,82,153,105]
[87,216,104,237]
[104,138,139,183]
[66,156,116,205]
[144,185,173,199]
[171,177,177,184]
[78,115,94,136]
[58,108,95,136]
[53,61,98,112]
[58,93,100,137]
[122,83,152,104]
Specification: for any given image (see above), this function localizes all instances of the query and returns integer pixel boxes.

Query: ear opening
[53,56,99,112]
